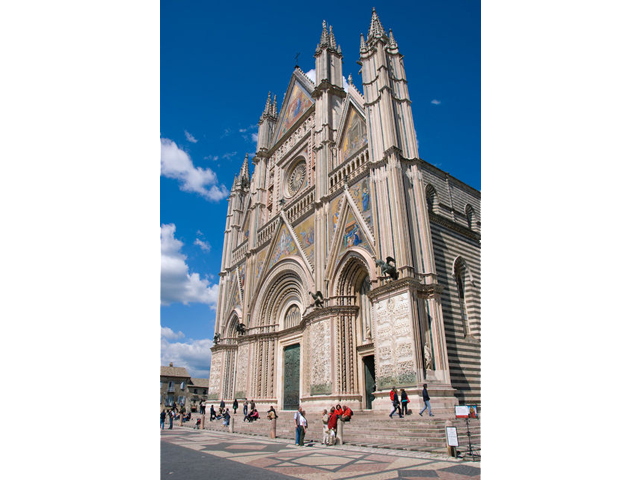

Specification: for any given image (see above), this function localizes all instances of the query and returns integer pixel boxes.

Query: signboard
[455,406,470,418]
[469,405,478,418]
[446,426,459,447]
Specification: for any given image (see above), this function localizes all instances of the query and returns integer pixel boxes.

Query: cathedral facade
[208,10,480,414]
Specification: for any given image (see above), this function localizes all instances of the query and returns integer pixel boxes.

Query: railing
[285,187,315,224]
[329,149,370,195]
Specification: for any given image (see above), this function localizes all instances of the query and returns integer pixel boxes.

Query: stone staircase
[188,410,480,454]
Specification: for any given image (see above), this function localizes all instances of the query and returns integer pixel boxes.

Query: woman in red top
[327,407,338,445]
[335,404,344,416]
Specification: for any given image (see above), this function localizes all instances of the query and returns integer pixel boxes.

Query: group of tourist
[291,403,353,447]
[389,384,434,418]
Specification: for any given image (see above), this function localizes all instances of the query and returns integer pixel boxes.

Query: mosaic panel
[328,195,342,247]
[340,106,368,161]
[349,176,373,231]
[293,214,314,265]
[338,209,373,257]
[276,82,313,140]
[267,225,299,270]
[256,247,268,279]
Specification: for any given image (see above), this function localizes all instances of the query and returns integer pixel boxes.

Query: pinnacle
[329,25,336,49]
[367,7,385,41]
[388,29,397,48]
[263,91,272,116]
[271,94,277,117]
[320,20,329,46]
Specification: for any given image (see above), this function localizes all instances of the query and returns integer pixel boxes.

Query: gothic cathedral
[208,10,481,414]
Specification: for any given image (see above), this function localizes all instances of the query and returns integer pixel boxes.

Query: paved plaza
[161,426,480,479]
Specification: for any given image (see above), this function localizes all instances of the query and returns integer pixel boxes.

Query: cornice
[429,212,481,242]
[367,276,443,302]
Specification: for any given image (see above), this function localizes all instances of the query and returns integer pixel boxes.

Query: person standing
[168,410,174,429]
[419,383,434,417]
[220,398,226,412]
[293,407,303,445]
[400,388,409,416]
[243,400,248,417]
[160,410,166,429]
[210,404,215,421]
[250,399,256,411]
[327,407,338,445]
[233,398,238,414]
[223,408,231,426]
[321,409,330,445]
[298,410,308,446]
[389,387,403,418]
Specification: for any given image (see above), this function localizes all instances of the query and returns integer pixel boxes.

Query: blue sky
[160,0,480,378]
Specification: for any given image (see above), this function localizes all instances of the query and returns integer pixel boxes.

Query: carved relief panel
[372,292,417,389]
[208,351,224,401]
[310,319,332,395]
[235,343,250,398]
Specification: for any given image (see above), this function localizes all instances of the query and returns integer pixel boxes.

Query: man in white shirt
[293,406,303,445]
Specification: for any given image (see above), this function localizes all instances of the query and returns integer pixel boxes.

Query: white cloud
[161,335,212,379]
[161,326,185,341]
[306,68,316,84]
[251,133,258,143]
[161,223,219,309]
[239,128,247,133]
[194,238,211,252]
[431,99,441,105]
[305,68,349,90]
[221,151,237,160]
[184,130,198,143]
[204,154,219,161]
[161,138,229,202]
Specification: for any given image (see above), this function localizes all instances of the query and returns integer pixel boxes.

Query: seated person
[248,409,260,422]
[335,404,344,417]
[194,418,201,429]
[267,406,278,420]
[341,405,353,422]
[222,408,231,426]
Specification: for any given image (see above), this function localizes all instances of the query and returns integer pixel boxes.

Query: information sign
[446,426,459,447]
[455,405,470,418]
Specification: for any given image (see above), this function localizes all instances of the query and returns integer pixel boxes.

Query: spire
[240,153,250,179]
[329,25,336,49]
[271,94,277,117]
[320,20,330,46]
[360,33,367,52]
[367,7,385,41]
[262,92,272,116]
[388,29,397,48]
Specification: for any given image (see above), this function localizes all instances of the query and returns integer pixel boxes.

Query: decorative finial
[348,74,353,85]
[360,33,367,52]
[368,7,384,41]
[329,25,337,49]
[320,20,329,46]
[388,29,397,48]
[271,94,277,117]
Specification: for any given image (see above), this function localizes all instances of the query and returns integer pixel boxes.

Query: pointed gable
[275,78,314,141]
[339,105,368,162]
[267,224,300,270]
[293,214,315,266]
[348,176,373,231]
[338,207,374,257]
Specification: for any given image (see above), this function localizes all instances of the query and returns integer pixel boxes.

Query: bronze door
[363,355,376,409]
[283,344,300,410]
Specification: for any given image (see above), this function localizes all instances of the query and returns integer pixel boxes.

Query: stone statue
[213,333,221,345]
[309,290,324,308]
[375,256,399,281]
[236,323,247,334]
[424,343,433,371]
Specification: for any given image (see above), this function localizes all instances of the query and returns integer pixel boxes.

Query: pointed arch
[250,258,313,331]
[465,204,476,230]
[425,184,439,213]
[452,256,474,338]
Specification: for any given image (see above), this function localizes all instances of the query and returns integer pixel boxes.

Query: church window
[358,276,372,342]
[465,204,475,230]
[454,260,471,337]
[283,304,301,329]
[287,160,307,196]
[425,184,438,212]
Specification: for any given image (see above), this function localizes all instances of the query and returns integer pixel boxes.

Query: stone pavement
[161,425,481,479]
